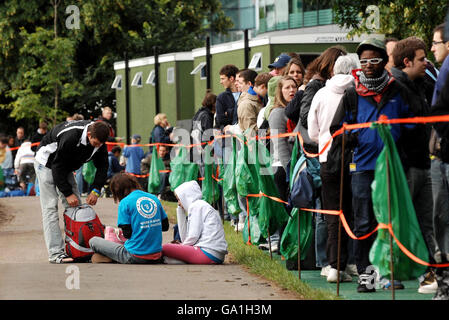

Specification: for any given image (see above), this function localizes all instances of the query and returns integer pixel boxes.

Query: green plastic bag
[255,140,289,239]
[169,146,199,191]
[242,210,263,246]
[202,144,220,204]
[237,139,263,245]
[370,123,428,280]
[147,145,166,194]
[82,160,96,185]
[0,167,4,191]
[235,136,260,219]
[235,136,259,199]
[221,137,241,217]
[279,208,313,260]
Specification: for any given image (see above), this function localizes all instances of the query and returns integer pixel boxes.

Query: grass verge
[162,200,339,300]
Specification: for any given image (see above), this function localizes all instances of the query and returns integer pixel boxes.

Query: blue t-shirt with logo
[117,190,167,255]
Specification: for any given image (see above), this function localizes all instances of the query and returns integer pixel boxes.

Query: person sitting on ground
[89,172,169,264]
[162,180,228,264]
[0,136,14,188]
[14,140,36,191]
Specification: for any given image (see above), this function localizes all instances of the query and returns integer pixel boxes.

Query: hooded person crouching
[162,180,228,264]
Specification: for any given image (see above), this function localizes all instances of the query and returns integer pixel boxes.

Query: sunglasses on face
[359,58,383,66]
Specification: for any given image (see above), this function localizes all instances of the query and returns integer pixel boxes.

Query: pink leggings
[162,243,218,264]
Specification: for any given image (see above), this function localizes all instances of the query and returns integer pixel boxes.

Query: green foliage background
[0,0,232,135]
[333,0,448,51]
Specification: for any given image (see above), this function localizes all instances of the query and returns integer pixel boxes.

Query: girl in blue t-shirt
[89,172,169,264]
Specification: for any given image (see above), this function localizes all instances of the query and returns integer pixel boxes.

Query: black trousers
[320,162,353,270]
[273,166,288,202]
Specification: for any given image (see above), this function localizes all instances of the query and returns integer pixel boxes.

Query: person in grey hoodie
[308,55,359,283]
[162,180,228,264]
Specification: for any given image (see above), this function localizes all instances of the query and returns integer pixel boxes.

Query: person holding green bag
[330,38,414,293]
[143,145,171,200]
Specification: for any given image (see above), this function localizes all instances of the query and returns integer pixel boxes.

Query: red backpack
[63,204,105,261]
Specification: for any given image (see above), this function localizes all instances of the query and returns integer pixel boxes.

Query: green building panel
[114,70,127,141]
[210,49,245,95]
[249,44,272,73]
[159,61,177,127]
[176,61,195,120]
[192,56,207,110]
[129,65,155,149]
[272,43,358,58]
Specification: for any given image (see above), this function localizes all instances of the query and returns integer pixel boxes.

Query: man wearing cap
[268,53,291,76]
[330,38,414,293]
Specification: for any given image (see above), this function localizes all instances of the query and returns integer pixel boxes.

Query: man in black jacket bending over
[34,120,110,264]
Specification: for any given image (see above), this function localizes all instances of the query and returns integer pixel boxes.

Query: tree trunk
[53,0,60,125]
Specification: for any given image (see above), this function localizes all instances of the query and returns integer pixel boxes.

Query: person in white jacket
[162,180,228,264]
[307,55,359,283]
[14,140,36,191]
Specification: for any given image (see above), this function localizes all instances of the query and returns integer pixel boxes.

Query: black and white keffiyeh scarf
[358,69,391,93]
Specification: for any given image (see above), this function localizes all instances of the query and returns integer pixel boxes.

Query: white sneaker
[234,223,245,232]
[345,264,358,276]
[418,271,438,294]
[419,280,438,294]
[327,268,353,283]
[258,242,279,252]
[320,265,331,277]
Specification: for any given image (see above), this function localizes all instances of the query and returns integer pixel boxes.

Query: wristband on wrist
[91,188,100,197]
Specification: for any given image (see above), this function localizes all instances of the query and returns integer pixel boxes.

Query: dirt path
[0,196,298,300]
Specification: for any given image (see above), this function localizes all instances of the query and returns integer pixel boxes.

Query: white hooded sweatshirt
[307,74,354,163]
[14,141,35,170]
[174,180,228,261]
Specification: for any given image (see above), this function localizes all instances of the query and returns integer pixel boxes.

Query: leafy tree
[0,0,233,134]
[3,27,82,125]
[333,0,448,52]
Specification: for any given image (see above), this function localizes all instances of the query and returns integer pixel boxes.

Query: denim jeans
[406,166,438,264]
[75,166,85,194]
[351,171,377,275]
[34,162,81,260]
[89,237,161,264]
[431,158,449,259]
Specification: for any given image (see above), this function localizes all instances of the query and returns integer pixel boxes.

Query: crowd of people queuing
[166,24,449,299]
[2,20,449,299]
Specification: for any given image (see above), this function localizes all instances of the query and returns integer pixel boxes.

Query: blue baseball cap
[268,53,291,69]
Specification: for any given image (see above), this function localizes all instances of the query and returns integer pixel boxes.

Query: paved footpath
[0,196,298,300]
